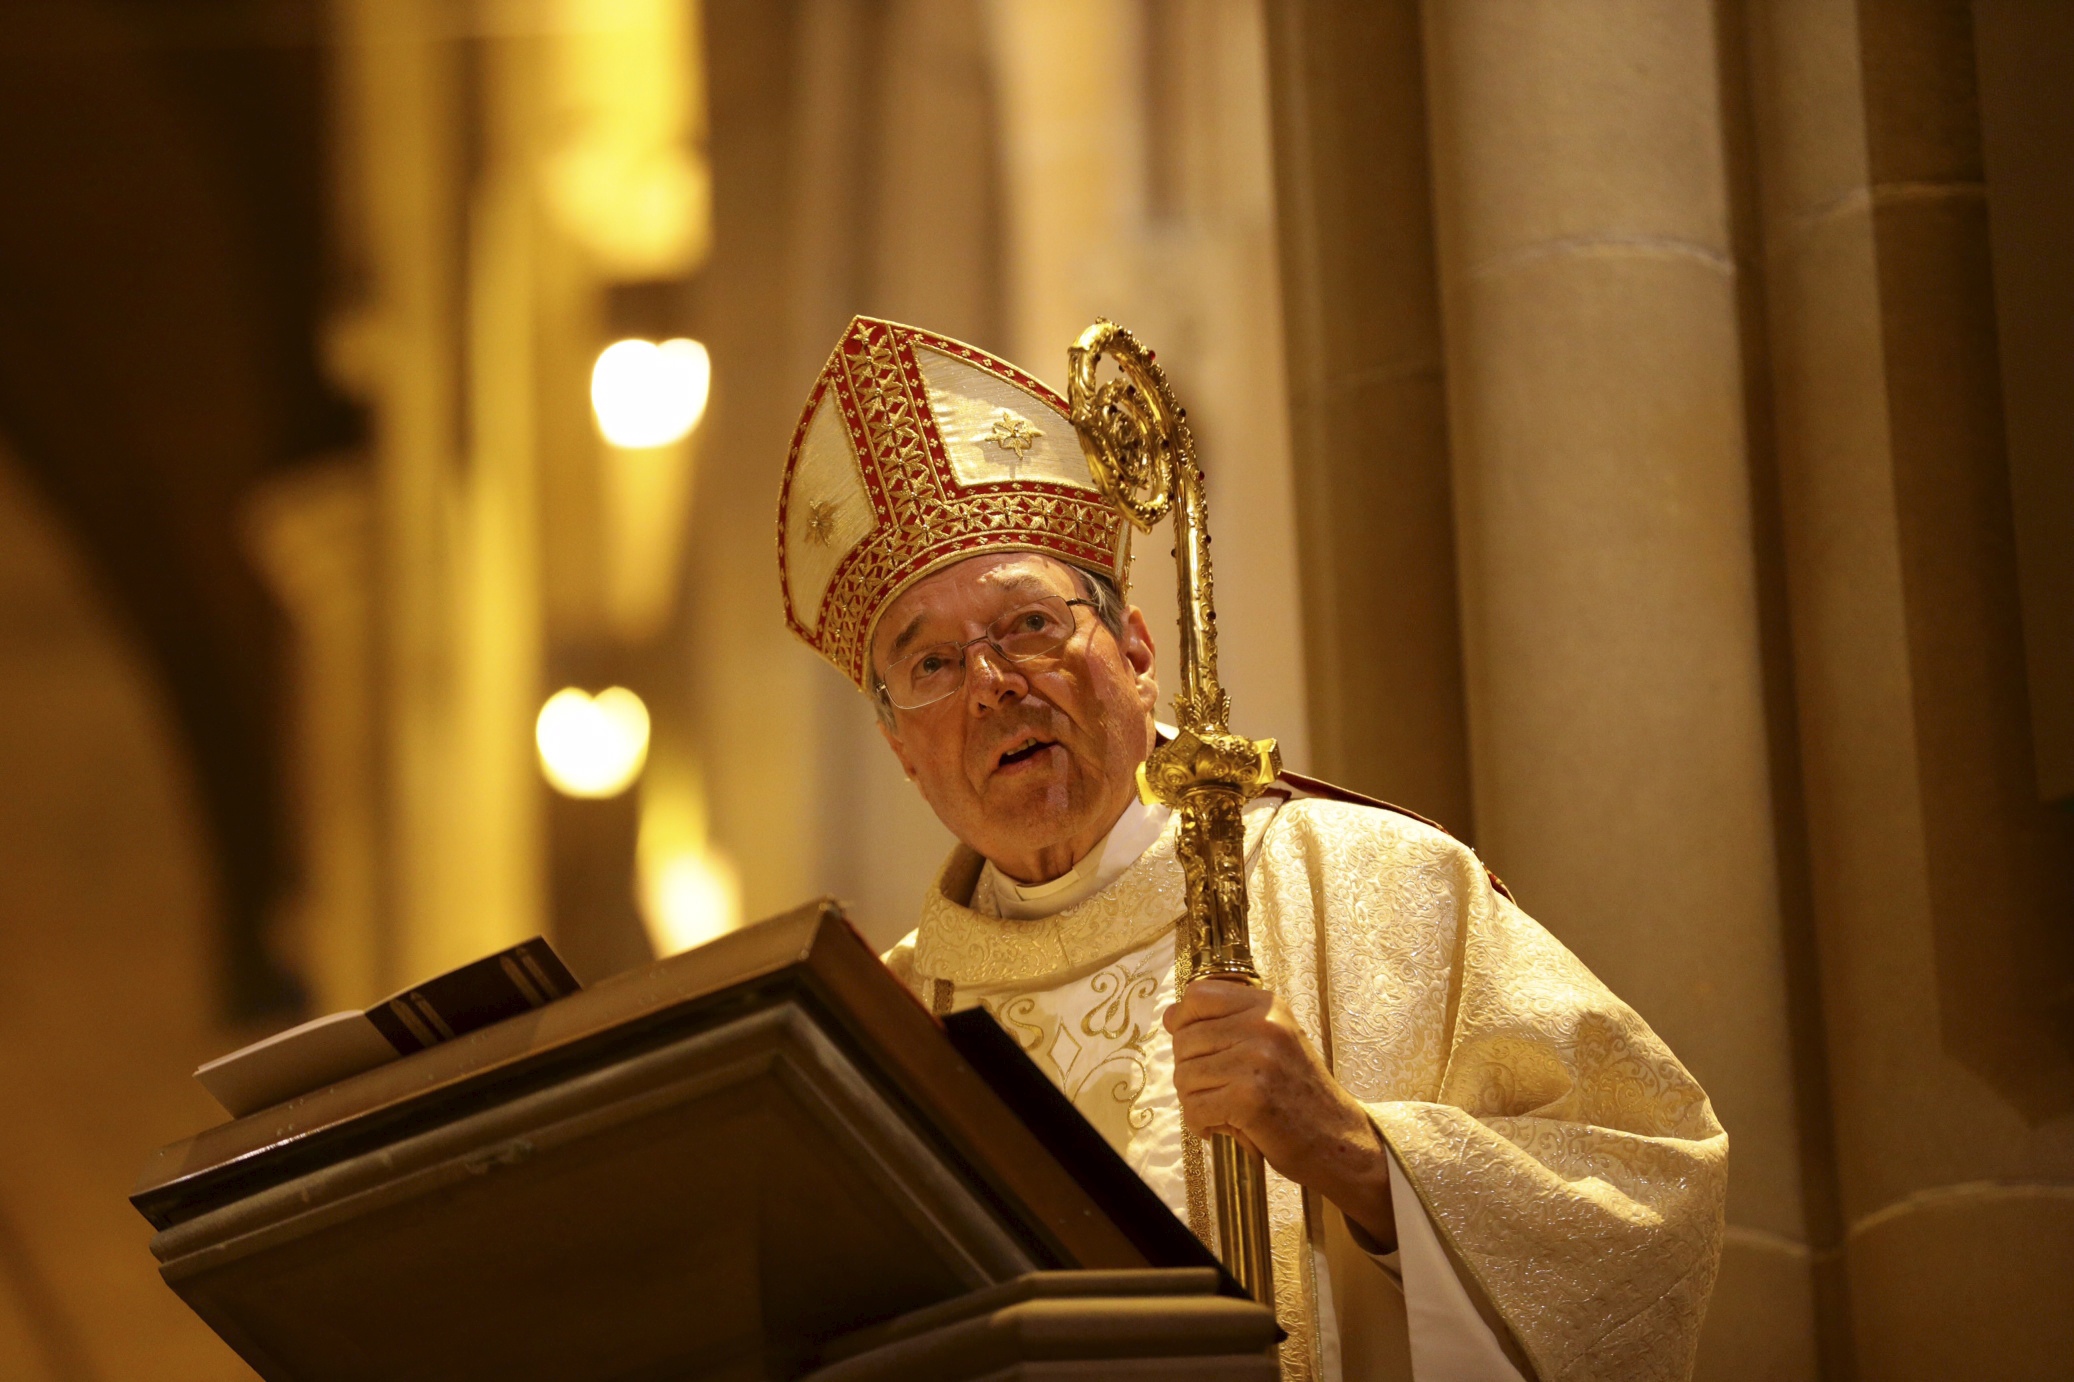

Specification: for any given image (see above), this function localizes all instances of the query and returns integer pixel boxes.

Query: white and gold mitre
[777,316,1132,689]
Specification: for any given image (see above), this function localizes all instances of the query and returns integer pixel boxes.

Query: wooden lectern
[133,902,1278,1381]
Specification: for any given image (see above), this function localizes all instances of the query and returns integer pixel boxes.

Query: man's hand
[1164,979,1397,1250]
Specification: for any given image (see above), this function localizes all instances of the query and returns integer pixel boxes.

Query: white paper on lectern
[194,1010,397,1117]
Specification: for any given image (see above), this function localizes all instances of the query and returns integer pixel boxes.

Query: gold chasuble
[885,786,1727,1382]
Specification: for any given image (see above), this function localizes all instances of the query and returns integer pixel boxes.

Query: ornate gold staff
[1067,320,1280,1308]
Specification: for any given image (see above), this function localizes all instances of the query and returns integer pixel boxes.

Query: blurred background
[0,0,2067,1378]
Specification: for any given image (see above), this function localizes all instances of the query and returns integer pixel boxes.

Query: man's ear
[878,720,920,781]
[1121,605,1159,712]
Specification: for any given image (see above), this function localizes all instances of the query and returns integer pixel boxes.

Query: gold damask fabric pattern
[968,931,1190,1214]
[886,793,1727,1382]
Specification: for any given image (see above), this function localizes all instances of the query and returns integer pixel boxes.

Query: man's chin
[971,774,1088,839]
[977,785,1073,826]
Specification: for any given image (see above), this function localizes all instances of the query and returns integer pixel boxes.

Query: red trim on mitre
[775,316,1131,689]
[774,367,833,647]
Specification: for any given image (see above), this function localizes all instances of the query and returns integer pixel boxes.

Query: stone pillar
[1265,0,1471,830]
[770,0,1003,947]
[332,0,575,985]
[689,0,831,935]
[1745,1,2074,1375]
[243,462,382,1013]
[988,0,1309,777]
[1419,4,1817,1376]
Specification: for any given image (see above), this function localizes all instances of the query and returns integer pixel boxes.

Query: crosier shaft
[1067,320,1279,1315]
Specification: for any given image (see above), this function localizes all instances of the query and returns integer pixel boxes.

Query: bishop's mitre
[776,316,1132,690]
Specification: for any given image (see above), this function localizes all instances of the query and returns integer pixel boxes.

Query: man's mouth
[992,733,1058,774]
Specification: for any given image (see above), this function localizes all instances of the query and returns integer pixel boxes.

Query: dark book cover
[365,936,582,1055]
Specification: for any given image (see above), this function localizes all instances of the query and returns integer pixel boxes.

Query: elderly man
[777,318,1726,1382]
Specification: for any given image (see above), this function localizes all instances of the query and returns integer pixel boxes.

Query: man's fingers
[1169,1006,1307,1068]
[1183,978,1270,1017]
[1162,978,1272,1033]
[1177,1084,1238,1137]
[1174,1049,1279,1141]
[1167,1010,1268,1062]
[1175,1084,1268,1148]
[1171,1042,1268,1097]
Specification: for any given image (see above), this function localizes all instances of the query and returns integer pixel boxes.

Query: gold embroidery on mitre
[989,410,1041,475]
[774,317,1132,689]
[990,412,1040,452]
[805,499,838,545]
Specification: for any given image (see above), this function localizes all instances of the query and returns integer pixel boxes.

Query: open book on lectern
[132,901,1249,1382]
[192,937,583,1118]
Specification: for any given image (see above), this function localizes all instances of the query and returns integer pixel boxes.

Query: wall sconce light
[590,337,711,448]
[641,848,741,955]
[535,686,650,798]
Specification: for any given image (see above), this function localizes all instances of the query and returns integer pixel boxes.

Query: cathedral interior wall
[0,1,2065,1378]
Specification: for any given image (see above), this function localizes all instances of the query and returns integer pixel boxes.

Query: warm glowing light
[590,338,711,447]
[641,848,742,955]
[546,0,710,279]
[535,686,650,798]
[635,765,740,956]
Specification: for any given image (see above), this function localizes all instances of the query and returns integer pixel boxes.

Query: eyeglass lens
[886,596,1080,709]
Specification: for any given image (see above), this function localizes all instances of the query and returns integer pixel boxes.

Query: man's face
[871,553,1159,884]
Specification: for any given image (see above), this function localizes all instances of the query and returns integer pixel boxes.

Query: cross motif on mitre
[805,499,838,545]
[989,410,1041,478]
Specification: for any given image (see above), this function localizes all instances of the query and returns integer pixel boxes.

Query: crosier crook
[1066,320,1282,1312]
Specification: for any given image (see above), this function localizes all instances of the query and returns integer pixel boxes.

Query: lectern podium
[133,902,1278,1381]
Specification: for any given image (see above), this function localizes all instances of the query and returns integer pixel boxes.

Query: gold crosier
[1067,321,1281,1308]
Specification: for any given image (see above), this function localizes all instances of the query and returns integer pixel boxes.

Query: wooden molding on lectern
[132,901,1278,1381]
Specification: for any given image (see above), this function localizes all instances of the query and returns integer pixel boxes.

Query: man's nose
[964,642,1028,711]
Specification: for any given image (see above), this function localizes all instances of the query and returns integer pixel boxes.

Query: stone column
[243,462,382,1013]
[335,0,547,984]
[1746,1,2074,1375]
[1420,4,1816,1377]
[1265,0,1471,830]
[689,0,831,936]
[988,0,1310,775]
[771,0,1003,948]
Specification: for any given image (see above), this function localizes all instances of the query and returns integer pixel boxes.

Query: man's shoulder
[1265,770,1513,901]
[1271,769,1458,838]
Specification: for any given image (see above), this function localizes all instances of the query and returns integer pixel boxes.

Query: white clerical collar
[987,796,1174,920]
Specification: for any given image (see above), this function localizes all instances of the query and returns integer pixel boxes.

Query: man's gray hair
[870,567,1128,730]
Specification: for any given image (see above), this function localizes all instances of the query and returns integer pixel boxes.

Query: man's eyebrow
[885,574,1060,661]
[985,575,1056,603]
[887,611,931,659]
